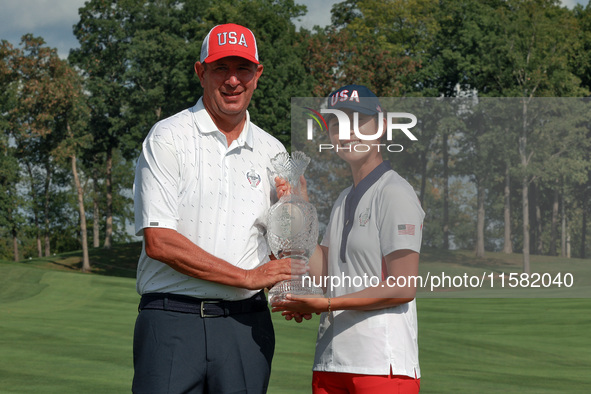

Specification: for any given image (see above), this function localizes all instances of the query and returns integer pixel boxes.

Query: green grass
[418,298,591,393]
[0,260,138,393]
[1,246,590,393]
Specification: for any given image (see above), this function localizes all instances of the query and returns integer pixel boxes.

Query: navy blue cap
[327,84,383,115]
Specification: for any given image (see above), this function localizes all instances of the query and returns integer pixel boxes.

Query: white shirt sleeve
[133,128,182,236]
[377,183,424,256]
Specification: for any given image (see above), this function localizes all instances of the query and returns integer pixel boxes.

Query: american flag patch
[398,224,415,235]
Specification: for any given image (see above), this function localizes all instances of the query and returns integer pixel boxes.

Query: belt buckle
[200,300,221,318]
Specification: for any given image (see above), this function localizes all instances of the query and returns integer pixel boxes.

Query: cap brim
[331,102,378,115]
[203,51,259,64]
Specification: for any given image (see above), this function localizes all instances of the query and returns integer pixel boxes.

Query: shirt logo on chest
[358,208,371,227]
[246,169,261,188]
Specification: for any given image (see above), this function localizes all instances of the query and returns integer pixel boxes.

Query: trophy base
[268,277,324,304]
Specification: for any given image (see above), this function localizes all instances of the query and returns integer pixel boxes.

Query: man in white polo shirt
[132,23,304,393]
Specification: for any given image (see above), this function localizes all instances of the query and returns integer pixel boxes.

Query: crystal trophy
[267,151,323,303]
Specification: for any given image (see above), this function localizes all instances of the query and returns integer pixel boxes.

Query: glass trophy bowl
[267,152,323,303]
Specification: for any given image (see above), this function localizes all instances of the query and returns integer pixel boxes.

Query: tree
[500,1,586,271]
[535,99,590,257]
[70,0,139,249]
[7,35,66,258]
[436,0,586,268]
[6,35,93,268]
[304,0,429,97]
[571,2,591,93]
[47,64,93,272]
[0,42,22,260]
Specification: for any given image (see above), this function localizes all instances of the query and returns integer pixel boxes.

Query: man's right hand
[243,257,308,290]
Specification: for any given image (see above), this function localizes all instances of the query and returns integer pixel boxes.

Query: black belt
[138,290,268,318]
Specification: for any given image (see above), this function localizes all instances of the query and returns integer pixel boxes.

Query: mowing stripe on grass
[1,260,590,393]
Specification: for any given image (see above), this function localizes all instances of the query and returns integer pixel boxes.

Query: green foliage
[2,0,591,259]
[70,0,311,153]
[572,2,591,92]
[0,42,22,259]
[0,35,94,260]
[302,27,418,97]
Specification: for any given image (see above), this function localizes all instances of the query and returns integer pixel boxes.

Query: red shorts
[312,370,420,394]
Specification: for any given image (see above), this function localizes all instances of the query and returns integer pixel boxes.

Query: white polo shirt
[314,162,424,377]
[133,97,286,301]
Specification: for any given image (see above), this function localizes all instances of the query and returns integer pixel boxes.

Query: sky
[0,0,587,58]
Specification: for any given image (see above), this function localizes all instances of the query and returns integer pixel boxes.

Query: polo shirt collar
[192,97,254,149]
[340,161,392,263]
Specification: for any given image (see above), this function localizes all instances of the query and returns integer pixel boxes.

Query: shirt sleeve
[377,183,425,256]
[133,127,182,236]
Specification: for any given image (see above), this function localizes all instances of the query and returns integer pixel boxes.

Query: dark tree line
[1,0,590,270]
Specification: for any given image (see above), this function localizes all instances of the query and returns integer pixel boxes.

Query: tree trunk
[103,147,113,249]
[581,194,587,259]
[503,163,513,254]
[25,162,43,258]
[419,151,427,206]
[566,223,571,259]
[533,183,543,255]
[561,191,566,258]
[43,162,52,257]
[520,99,530,274]
[476,181,485,258]
[522,177,530,273]
[442,131,449,250]
[93,166,100,248]
[12,225,19,262]
[72,154,91,272]
[549,188,559,256]
[36,232,42,258]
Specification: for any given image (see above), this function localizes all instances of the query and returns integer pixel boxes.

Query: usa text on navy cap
[328,84,383,115]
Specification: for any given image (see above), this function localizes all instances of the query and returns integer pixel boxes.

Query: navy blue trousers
[132,306,275,393]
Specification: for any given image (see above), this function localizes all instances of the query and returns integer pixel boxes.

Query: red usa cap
[200,23,259,64]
